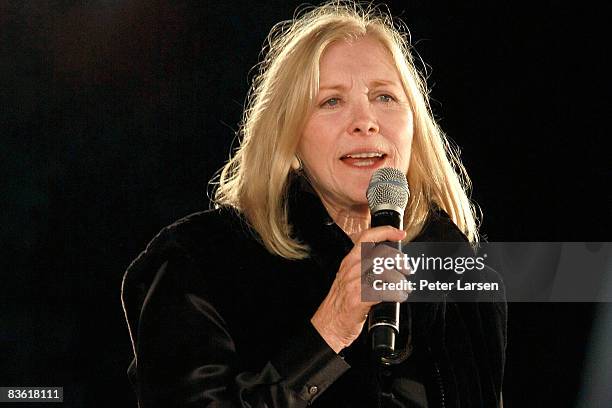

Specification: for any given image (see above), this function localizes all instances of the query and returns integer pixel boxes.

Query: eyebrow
[318,84,348,92]
[318,79,401,92]
[369,79,400,88]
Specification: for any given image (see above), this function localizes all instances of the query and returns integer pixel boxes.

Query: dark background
[2,1,610,407]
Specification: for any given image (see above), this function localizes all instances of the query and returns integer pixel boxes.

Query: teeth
[352,159,376,167]
[344,152,384,158]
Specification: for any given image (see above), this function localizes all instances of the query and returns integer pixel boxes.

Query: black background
[2,1,610,407]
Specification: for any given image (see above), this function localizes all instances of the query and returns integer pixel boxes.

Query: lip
[339,148,387,159]
[339,152,388,170]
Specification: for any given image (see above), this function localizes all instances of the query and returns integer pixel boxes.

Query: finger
[379,269,412,302]
[362,244,411,277]
[340,227,407,282]
[355,225,406,245]
[357,239,406,284]
[362,266,411,303]
[357,300,380,315]
[343,226,406,267]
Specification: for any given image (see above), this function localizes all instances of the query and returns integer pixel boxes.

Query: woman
[121,2,506,407]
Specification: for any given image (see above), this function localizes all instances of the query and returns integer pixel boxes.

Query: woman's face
[298,36,414,210]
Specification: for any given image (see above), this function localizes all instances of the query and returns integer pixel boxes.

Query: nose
[348,100,379,136]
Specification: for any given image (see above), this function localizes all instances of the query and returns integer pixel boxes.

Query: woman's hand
[311,226,407,353]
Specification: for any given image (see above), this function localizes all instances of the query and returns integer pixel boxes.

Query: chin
[343,182,370,207]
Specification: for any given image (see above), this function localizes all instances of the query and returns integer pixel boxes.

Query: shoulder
[413,208,469,243]
[121,207,261,322]
[163,206,254,250]
[123,206,260,281]
[138,207,257,261]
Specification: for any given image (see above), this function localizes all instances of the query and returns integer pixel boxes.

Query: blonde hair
[212,1,480,259]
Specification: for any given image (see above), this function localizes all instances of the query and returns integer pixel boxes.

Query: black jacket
[121,179,506,407]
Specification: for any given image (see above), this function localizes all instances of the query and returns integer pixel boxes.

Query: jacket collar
[287,174,354,274]
[286,173,468,252]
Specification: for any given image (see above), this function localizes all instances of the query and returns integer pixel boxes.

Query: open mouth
[340,152,387,168]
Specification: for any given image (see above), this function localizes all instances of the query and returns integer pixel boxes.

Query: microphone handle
[368,209,403,361]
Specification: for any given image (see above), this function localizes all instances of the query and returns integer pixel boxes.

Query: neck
[319,198,371,243]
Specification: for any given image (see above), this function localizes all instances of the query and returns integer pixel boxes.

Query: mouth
[340,151,387,169]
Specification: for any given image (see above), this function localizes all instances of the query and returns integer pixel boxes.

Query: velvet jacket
[121,179,507,407]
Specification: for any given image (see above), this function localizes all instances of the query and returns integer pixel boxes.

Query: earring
[291,155,303,172]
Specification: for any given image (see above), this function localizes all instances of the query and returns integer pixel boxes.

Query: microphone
[366,167,410,362]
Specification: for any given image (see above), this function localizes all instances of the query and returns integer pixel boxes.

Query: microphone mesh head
[367,168,410,212]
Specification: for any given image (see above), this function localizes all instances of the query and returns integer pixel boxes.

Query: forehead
[318,36,400,85]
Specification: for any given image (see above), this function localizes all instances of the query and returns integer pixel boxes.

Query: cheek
[386,114,413,148]
[299,129,335,177]
[299,122,318,159]
[300,116,339,161]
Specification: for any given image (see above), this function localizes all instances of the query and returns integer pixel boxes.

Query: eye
[321,97,341,108]
[376,94,395,103]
